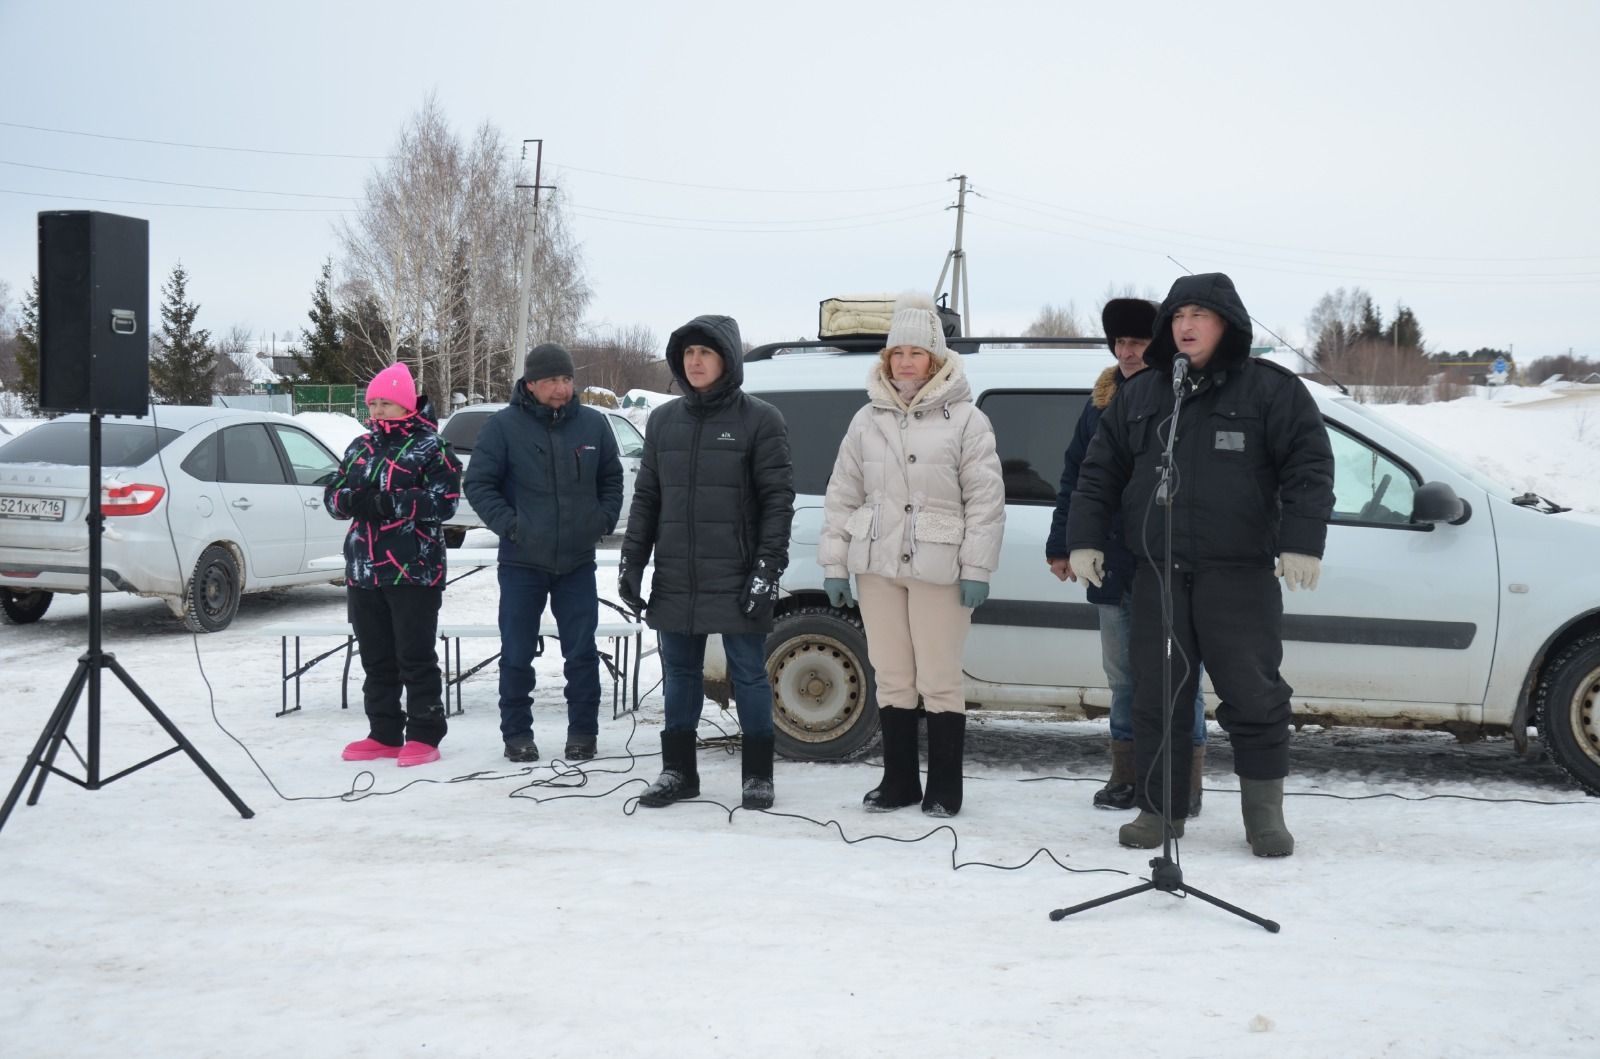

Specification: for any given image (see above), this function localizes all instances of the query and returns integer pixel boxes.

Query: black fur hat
[1100,298,1159,351]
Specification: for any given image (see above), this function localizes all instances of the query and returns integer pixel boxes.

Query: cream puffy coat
[819,356,1005,585]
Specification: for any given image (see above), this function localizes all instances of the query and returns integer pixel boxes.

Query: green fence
[282,384,362,418]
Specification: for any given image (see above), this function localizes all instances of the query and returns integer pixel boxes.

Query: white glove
[1275,552,1321,591]
[1068,548,1105,588]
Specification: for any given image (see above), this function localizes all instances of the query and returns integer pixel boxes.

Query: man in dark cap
[1067,274,1333,857]
[464,342,624,762]
[1046,298,1210,816]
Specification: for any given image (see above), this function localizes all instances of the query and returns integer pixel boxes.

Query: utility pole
[933,174,971,336]
[512,139,558,390]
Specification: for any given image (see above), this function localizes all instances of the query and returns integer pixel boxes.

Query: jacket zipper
[687,416,703,619]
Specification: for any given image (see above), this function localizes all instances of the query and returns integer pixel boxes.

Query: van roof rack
[745,336,1106,363]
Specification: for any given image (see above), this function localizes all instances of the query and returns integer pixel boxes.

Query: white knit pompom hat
[883,291,949,360]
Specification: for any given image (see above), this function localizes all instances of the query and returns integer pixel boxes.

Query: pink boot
[397,741,441,767]
[342,737,402,761]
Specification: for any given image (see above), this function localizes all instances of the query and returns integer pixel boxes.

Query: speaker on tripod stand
[0,210,253,836]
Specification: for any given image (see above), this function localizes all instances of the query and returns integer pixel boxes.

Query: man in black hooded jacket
[1066,273,1333,857]
[619,314,794,811]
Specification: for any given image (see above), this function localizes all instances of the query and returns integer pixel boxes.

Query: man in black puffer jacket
[1067,273,1333,857]
[464,343,624,763]
[619,314,794,811]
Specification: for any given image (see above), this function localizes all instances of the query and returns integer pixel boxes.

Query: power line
[0,188,351,213]
[980,185,1600,264]
[568,197,948,226]
[0,159,358,200]
[566,206,945,235]
[966,209,1600,287]
[0,120,386,160]
[560,163,946,196]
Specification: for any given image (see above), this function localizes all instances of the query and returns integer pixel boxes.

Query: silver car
[438,402,646,547]
[0,407,349,631]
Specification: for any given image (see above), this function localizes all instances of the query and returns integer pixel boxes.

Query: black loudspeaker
[38,211,150,416]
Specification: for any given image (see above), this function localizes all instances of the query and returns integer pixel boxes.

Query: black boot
[639,730,700,808]
[741,733,775,810]
[921,712,966,817]
[1093,740,1136,810]
[863,706,922,812]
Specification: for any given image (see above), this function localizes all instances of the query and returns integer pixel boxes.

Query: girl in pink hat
[324,361,463,767]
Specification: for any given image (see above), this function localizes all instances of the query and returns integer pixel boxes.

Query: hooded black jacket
[463,384,624,575]
[1065,273,1334,571]
[621,315,795,635]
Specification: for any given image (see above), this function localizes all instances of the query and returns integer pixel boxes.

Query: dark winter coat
[1066,273,1334,571]
[326,398,463,589]
[1046,365,1136,603]
[463,385,624,576]
[621,314,795,635]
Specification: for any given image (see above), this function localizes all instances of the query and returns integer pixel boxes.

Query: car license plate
[0,495,66,521]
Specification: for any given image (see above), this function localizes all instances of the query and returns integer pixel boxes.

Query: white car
[726,337,1600,796]
[0,407,348,631]
[439,402,646,546]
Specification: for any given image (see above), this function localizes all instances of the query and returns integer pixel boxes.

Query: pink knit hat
[366,361,418,414]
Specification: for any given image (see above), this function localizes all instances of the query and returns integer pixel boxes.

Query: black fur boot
[863,706,922,812]
[741,733,775,810]
[921,712,966,817]
[639,729,700,808]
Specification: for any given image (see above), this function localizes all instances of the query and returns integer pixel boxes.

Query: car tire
[1536,631,1600,797]
[766,606,880,762]
[0,588,53,625]
[183,545,242,633]
[443,526,467,549]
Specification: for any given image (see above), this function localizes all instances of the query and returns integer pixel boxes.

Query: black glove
[618,557,647,614]
[347,489,391,521]
[741,558,782,620]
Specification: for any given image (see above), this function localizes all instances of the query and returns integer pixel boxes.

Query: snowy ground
[3,389,1599,1058]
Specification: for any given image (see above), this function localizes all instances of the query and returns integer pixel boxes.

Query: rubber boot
[1188,744,1206,818]
[921,712,966,817]
[639,729,700,808]
[1118,810,1185,849]
[1093,740,1136,810]
[863,706,923,812]
[741,733,775,810]
[1240,776,1295,857]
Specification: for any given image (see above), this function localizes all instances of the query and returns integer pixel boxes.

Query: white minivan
[720,337,1600,796]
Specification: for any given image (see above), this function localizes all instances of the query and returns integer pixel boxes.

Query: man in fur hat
[1046,298,1209,816]
[1066,274,1333,857]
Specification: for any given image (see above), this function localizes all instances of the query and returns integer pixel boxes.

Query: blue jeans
[1097,596,1207,746]
[659,631,774,737]
[496,563,600,741]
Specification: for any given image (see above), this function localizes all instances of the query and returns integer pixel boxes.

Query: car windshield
[0,421,182,467]
[1331,397,1521,502]
[441,410,493,454]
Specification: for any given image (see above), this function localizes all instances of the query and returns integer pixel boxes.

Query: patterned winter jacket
[324,398,463,589]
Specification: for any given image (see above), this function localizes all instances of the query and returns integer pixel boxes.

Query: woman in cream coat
[818,293,1005,816]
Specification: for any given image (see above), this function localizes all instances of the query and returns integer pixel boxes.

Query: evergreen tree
[14,276,40,414]
[1384,305,1425,352]
[149,262,215,405]
[291,259,349,383]
[1356,296,1384,342]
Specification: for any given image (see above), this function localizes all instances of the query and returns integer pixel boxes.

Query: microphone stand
[1050,355,1279,932]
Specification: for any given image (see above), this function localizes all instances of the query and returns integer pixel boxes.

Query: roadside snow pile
[1372,389,1600,511]
[294,411,367,455]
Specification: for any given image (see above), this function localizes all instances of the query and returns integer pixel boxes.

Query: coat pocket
[844,503,877,573]
[910,502,963,584]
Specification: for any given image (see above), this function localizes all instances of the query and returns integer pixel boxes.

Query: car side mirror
[1412,480,1469,525]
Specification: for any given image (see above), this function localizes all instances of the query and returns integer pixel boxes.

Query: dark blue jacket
[463,387,624,575]
[326,397,462,589]
[1046,366,1136,603]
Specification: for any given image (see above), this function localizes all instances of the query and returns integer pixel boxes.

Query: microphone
[1171,353,1191,395]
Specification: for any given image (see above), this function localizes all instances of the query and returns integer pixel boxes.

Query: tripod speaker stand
[0,417,254,836]
[1049,356,1278,933]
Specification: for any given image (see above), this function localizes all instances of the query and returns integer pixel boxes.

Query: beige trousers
[855,574,973,714]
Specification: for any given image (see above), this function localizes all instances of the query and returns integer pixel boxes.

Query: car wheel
[766,606,879,762]
[0,588,53,625]
[443,526,467,549]
[183,545,242,633]
[1537,631,1600,797]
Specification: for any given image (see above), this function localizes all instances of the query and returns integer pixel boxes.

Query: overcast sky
[2,0,1597,365]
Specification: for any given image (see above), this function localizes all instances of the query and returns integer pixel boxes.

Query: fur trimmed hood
[1092,366,1122,409]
